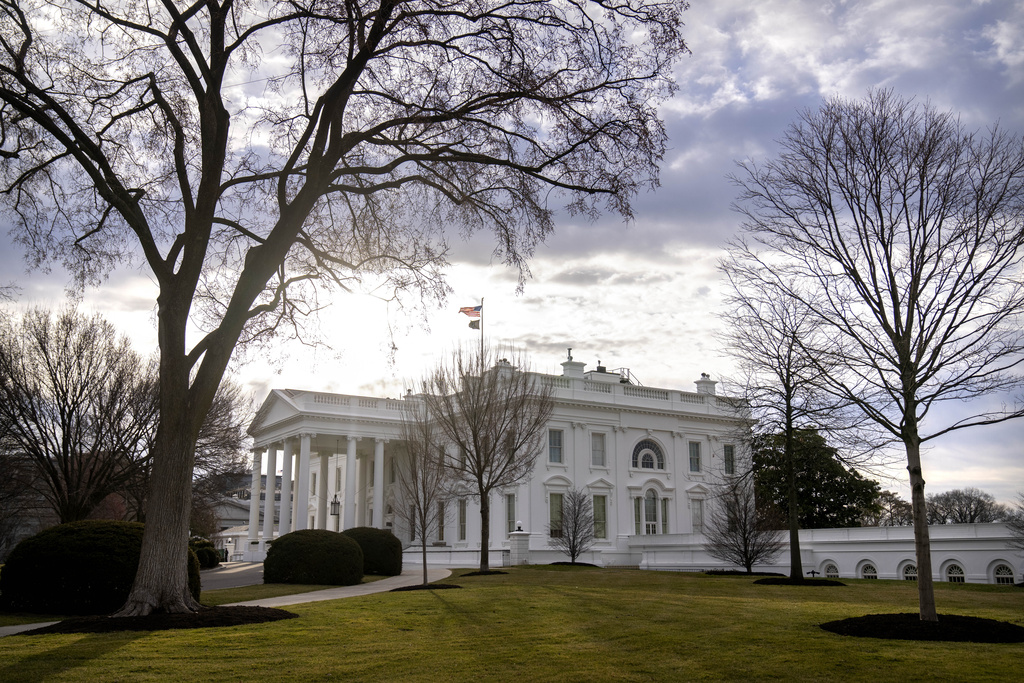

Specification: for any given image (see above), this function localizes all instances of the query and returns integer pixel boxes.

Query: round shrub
[195,545,220,569]
[341,526,403,576]
[0,520,201,615]
[263,530,363,585]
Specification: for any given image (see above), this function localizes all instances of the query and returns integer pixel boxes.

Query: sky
[2,0,1023,504]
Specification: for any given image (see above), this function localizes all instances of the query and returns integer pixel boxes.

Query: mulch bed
[460,570,507,577]
[754,577,847,586]
[21,606,298,635]
[821,613,1024,643]
[705,571,786,577]
[390,584,462,592]
[548,562,600,568]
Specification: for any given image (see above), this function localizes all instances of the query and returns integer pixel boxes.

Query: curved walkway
[0,566,452,637]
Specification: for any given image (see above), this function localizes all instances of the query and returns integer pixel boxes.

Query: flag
[468,320,480,330]
[459,305,482,318]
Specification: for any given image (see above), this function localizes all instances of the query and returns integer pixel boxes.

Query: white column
[247,448,263,546]
[280,438,294,535]
[373,438,385,529]
[261,445,278,548]
[317,451,329,530]
[344,436,358,530]
[295,433,314,530]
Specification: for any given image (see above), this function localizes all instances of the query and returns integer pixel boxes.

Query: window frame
[688,441,702,473]
[548,429,564,464]
[549,492,564,538]
[723,444,735,475]
[591,432,607,467]
[593,494,608,539]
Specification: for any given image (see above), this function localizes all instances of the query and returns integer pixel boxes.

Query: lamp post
[330,494,340,517]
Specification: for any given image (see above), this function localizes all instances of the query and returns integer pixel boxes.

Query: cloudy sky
[3,0,1023,503]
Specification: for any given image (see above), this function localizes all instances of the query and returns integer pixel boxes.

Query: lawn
[1,567,1021,682]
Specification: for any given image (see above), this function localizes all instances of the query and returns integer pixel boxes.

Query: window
[593,495,607,539]
[691,499,703,532]
[458,499,467,541]
[548,430,563,464]
[549,492,564,537]
[631,440,664,469]
[946,564,965,583]
[661,497,670,534]
[389,458,396,484]
[723,444,735,475]
[591,433,606,467]
[506,493,516,535]
[994,564,1014,585]
[458,446,468,469]
[336,467,342,490]
[437,501,446,543]
[861,564,878,579]
[634,497,642,535]
[688,442,701,472]
[644,490,658,535]
[903,564,918,581]
[311,472,317,495]
[824,563,839,579]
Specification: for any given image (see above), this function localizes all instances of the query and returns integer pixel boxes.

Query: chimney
[695,372,717,395]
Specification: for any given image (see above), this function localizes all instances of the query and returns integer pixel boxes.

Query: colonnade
[246,433,389,550]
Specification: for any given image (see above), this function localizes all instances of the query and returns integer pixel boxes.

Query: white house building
[238,356,1022,585]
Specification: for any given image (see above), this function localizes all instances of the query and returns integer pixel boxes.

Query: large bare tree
[421,346,553,572]
[0,0,687,614]
[0,307,157,523]
[703,476,785,574]
[730,89,1024,621]
[925,487,1008,525]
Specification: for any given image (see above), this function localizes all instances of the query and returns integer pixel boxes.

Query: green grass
[1,568,1021,681]
[200,573,387,606]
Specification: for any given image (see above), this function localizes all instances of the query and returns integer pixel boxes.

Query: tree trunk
[114,419,199,615]
[906,436,937,621]
[785,419,802,580]
[479,493,490,572]
[421,534,428,585]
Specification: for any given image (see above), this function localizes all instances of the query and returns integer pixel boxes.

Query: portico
[243,390,409,560]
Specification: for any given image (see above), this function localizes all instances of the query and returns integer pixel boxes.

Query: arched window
[632,440,665,470]
[903,564,917,581]
[946,564,965,583]
[861,563,877,579]
[994,564,1014,585]
[633,489,668,535]
[824,563,839,579]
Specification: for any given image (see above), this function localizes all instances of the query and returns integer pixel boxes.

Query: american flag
[459,305,482,318]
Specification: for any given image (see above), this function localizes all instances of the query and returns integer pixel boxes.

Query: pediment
[248,389,303,436]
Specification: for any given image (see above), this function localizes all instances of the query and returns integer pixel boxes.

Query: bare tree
[0,0,687,615]
[1008,493,1024,554]
[731,89,1024,621]
[396,398,450,585]
[717,274,875,579]
[421,346,553,572]
[703,477,785,574]
[549,488,595,564]
[926,488,1009,524]
[0,307,157,523]
[865,491,914,527]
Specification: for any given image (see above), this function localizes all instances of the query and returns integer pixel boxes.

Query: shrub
[0,520,201,615]
[263,530,363,585]
[195,546,221,569]
[342,526,403,576]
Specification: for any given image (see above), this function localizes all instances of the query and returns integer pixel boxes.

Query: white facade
[244,359,744,564]
[242,359,1022,584]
